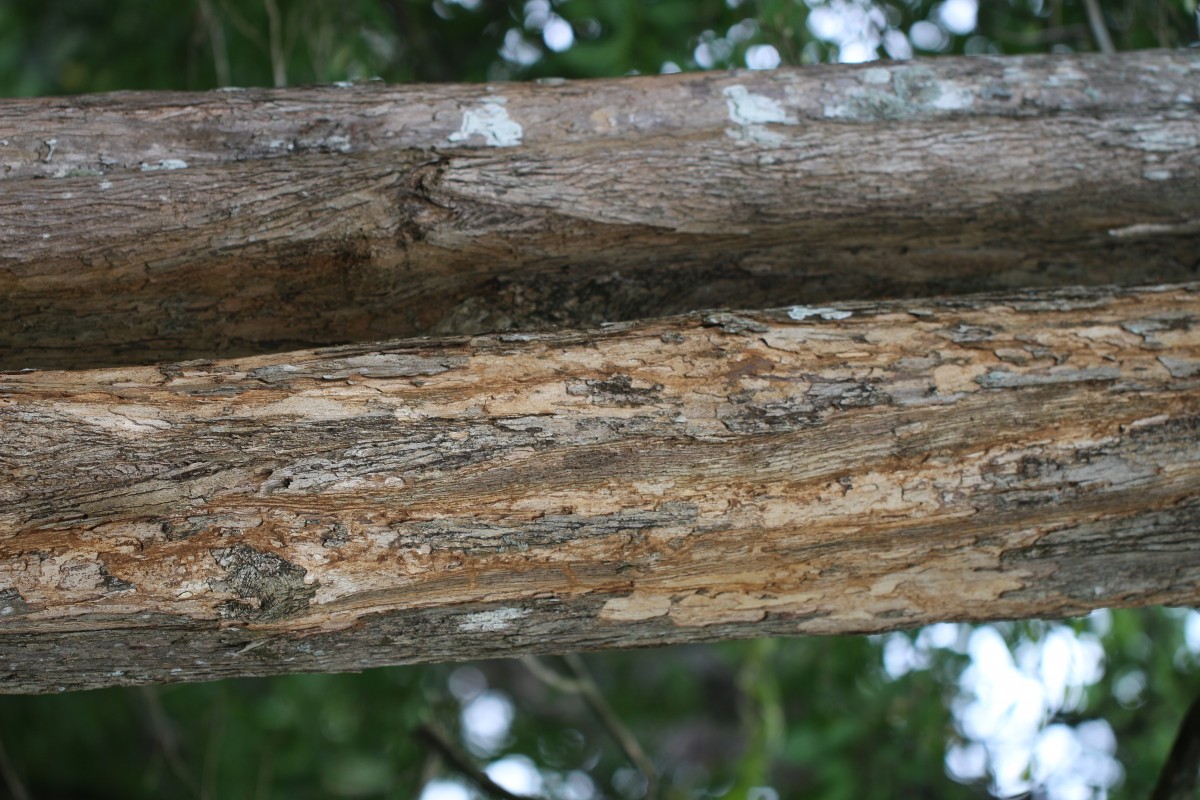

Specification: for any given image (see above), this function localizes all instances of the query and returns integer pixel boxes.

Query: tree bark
[2,50,1198,370]
[1,283,1198,693]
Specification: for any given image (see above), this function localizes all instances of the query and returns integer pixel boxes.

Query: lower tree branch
[1,283,1198,692]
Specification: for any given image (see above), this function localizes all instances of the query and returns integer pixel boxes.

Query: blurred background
[0,0,1195,95]
[2,1,1199,799]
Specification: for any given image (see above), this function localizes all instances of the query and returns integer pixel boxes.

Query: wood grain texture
[3,50,1198,369]
[2,283,1198,693]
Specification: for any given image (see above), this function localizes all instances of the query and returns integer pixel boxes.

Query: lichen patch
[458,606,528,632]
[448,97,523,148]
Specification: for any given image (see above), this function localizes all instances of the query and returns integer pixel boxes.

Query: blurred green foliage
[0,0,1194,95]
[1,2,1199,799]
[2,609,1199,798]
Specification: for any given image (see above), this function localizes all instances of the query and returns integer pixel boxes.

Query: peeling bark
[2,50,1199,369]
[1,283,1198,693]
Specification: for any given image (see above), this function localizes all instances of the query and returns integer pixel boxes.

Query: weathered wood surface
[3,50,1198,370]
[1,283,1197,693]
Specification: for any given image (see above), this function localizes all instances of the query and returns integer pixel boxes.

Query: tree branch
[524,655,659,797]
[416,721,533,800]
[1,284,1198,692]
[1082,0,1116,53]
[0,734,31,800]
[1,51,1197,370]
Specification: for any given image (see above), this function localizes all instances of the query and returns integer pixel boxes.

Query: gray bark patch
[567,375,663,407]
[0,590,31,618]
[249,354,465,384]
[209,545,315,622]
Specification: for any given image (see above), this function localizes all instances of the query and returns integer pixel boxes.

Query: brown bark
[3,50,1199,370]
[1,283,1198,693]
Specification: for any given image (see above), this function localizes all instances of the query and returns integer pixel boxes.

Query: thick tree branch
[0,283,1198,693]
[1,50,1197,369]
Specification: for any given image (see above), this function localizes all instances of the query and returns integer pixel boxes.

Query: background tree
[0,2,1198,799]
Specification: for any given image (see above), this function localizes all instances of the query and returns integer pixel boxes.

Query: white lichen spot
[1143,169,1172,181]
[1136,127,1199,152]
[98,180,113,190]
[930,85,974,111]
[1128,414,1169,430]
[140,159,189,171]
[1045,63,1088,86]
[1108,221,1197,238]
[333,80,354,88]
[325,134,352,153]
[863,67,891,85]
[723,85,795,125]
[723,85,795,146]
[458,607,529,632]
[448,97,524,148]
[788,305,852,321]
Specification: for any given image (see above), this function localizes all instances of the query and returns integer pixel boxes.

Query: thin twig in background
[994,23,1089,46]
[1082,0,1116,52]
[523,654,660,799]
[253,739,275,800]
[201,691,227,800]
[415,721,532,800]
[141,686,203,800]
[521,654,583,694]
[195,0,231,86]
[216,0,267,51]
[564,654,660,800]
[263,0,287,87]
[0,733,32,800]
[1149,694,1200,800]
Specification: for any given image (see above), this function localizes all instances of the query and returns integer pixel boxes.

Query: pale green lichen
[723,85,795,146]
[829,65,976,121]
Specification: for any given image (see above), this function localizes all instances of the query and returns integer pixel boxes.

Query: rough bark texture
[1,283,1198,693]
[3,50,1198,370]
